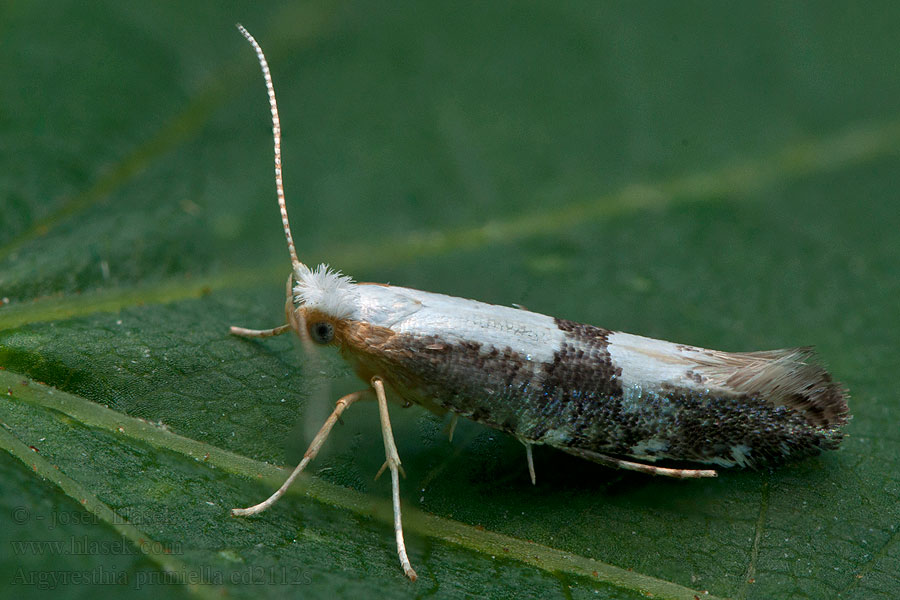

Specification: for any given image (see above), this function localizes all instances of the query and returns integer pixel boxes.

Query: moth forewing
[228,24,849,582]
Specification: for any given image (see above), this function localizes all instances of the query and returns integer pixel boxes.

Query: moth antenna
[236,24,304,272]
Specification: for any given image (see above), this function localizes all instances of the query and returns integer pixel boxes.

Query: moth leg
[524,442,536,485]
[231,389,370,517]
[371,377,418,582]
[562,447,717,479]
[446,414,459,443]
[229,324,292,338]
[230,275,299,339]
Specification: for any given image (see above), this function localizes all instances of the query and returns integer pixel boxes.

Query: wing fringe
[697,347,849,427]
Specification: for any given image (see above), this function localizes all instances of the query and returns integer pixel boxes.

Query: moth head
[287,263,358,347]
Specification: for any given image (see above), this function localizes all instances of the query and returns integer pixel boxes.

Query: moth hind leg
[562,447,717,479]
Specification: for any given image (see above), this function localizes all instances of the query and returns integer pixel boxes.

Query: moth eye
[310,321,335,344]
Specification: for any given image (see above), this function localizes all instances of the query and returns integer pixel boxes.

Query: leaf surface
[2,2,899,598]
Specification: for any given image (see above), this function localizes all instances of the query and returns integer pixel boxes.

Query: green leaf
[2,2,898,598]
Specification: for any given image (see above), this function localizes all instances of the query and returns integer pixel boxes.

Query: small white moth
[229,25,849,581]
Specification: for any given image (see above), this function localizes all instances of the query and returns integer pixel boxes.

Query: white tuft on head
[293,264,358,319]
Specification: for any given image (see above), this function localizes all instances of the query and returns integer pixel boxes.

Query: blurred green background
[1,2,898,598]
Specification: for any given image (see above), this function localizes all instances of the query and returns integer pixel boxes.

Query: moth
[230,25,850,581]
